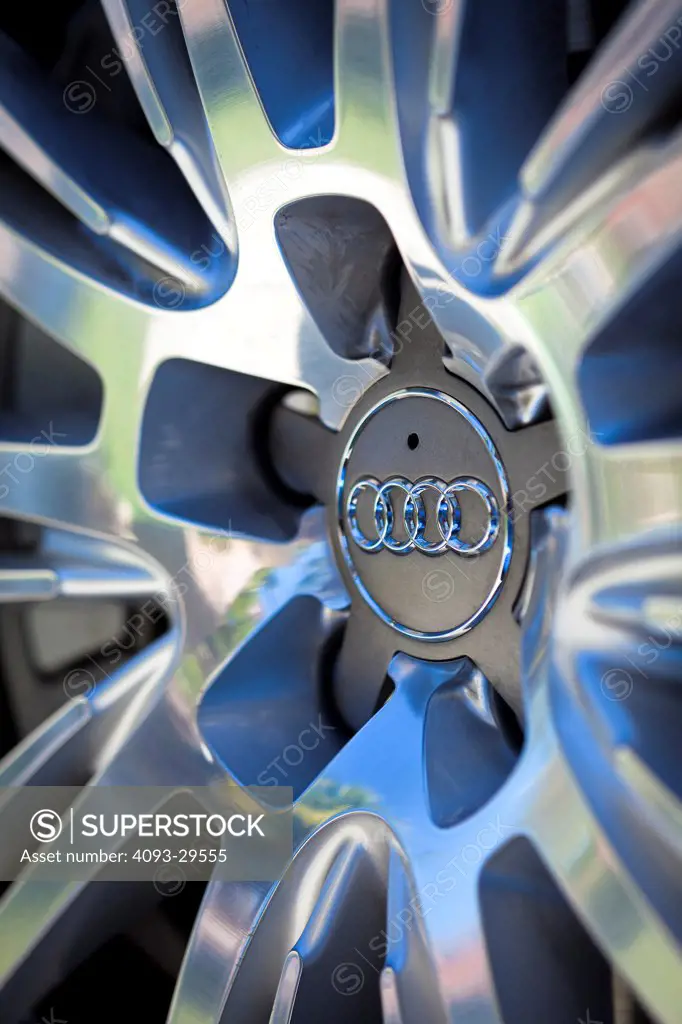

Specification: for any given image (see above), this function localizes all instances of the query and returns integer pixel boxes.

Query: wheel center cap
[336,387,513,641]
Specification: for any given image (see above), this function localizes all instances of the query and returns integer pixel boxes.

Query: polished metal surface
[0,0,679,1021]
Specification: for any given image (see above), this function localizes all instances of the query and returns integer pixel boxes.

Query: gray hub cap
[337,387,512,640]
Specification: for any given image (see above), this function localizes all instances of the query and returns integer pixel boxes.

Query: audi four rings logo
[346,476,500,556]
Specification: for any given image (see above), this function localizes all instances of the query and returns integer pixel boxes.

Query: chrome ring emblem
[346,475,500,556]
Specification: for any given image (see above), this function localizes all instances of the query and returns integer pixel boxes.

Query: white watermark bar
[0,785,293,883]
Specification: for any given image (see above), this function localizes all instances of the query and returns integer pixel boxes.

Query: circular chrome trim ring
[336,387,514,641]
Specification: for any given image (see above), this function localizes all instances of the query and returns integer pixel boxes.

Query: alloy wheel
[0,0,680,1021]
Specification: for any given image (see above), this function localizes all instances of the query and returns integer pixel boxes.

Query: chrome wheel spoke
[178,0,282,189]
[167,879,270,1024]
[0,444,100,532]
[333,0,397,176]
[0,635,175,788]
[0,32,216,294]
[590,440,682,547]
[529,686,682,1024]
[0,215,155,379]
[379,831,500,1024]
[0,635,176,1019]
[299,658,443,848]
[102,0,234,245]
[506,0,682,265]
[0,530,159,602]
[510,128,682,471]
[425,0,568,247]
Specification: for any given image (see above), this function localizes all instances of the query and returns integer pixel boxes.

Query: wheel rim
[0,0,680,1021]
